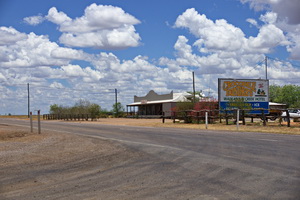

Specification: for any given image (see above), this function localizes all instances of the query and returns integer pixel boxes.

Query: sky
[1,0,300,115]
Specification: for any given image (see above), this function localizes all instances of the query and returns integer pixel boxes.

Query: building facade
[127,90,196,118]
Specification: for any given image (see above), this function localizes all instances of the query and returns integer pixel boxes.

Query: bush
[49,99,102,119]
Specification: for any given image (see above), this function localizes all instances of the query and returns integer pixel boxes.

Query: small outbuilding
[126,90,196,118]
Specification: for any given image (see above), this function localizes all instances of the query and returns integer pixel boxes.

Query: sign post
[236,109,240,131]
[205,112,208,129]
[218,79,269,114]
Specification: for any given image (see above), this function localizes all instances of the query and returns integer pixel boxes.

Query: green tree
[49,99,102,119]
[49,104,63,115]
[269,84,300,108]
[112,102,125,117]
[74,99,91,115]
[269,85,281,102]
[88,103,101,120]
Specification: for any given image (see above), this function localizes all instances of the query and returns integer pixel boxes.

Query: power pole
[27,83,30,118]
[192,71,196,103]
[265,56,268,80]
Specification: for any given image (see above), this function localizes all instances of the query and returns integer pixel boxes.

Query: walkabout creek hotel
[126,90,199,118]
[218,78,269,114]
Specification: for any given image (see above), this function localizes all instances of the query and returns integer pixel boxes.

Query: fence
[43,114,97,121]
[162,109,299,127]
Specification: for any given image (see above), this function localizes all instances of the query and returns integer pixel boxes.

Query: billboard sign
[218,78,269,114]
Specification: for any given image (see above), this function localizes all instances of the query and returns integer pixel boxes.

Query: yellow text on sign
[223,81,256,97]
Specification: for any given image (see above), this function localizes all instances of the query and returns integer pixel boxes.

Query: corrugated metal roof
[127,92,196,106]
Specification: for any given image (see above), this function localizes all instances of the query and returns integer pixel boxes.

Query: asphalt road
[2,118,300,199]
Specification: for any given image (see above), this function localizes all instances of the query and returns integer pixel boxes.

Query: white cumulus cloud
[241,0,300,61]
[0,27,89,68]
[46,4,141,50]
[23,15,45,26]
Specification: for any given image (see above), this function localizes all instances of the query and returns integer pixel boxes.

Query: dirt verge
[0,124,144,200]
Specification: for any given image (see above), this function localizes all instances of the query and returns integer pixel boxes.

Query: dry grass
[0,115,40,120]
[0,124,40,141]
[74,118,300,135]
[158,120,300,135]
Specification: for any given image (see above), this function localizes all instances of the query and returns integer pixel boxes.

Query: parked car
[281,109,300,120]
[268,102,287,121]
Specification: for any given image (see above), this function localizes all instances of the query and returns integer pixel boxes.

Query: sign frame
[218,78,269,114]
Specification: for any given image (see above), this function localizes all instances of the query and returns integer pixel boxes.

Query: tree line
[49,99,125,118]
[270,85,300,108]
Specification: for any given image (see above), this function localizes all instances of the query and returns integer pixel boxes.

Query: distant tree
[74,99,91,115]
[88,103,101,120]
[269,84,300,108]
[49,99,102,119]
[112,102,125,117]
[269,85,281,102]
[49,104,63,115]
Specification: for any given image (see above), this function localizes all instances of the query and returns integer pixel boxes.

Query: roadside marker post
[236,109,240,131]
[30,112,33,133]
[37,110,41,134]
[205,112,208,129]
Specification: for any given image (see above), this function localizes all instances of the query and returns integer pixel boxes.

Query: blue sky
[1,0,300,114]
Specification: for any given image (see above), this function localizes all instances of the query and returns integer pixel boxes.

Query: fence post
[286,109,291,127]
[225,110,229,125]
[30,112,33,133]
[242,110,246,125]
[261,109,266,126]
[196,111,200,124]
[173,112,176,123]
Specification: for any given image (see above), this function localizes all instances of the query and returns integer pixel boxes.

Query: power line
[267,56,300,68]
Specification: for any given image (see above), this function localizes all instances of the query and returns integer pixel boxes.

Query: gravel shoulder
[1,122,223,200]
[0,123,145,200]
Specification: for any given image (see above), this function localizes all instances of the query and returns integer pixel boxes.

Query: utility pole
[265,56,268,80]
[27,83,30,118]
[192,71,196,103]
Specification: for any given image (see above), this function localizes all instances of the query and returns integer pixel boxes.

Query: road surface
[1,118,300,200]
